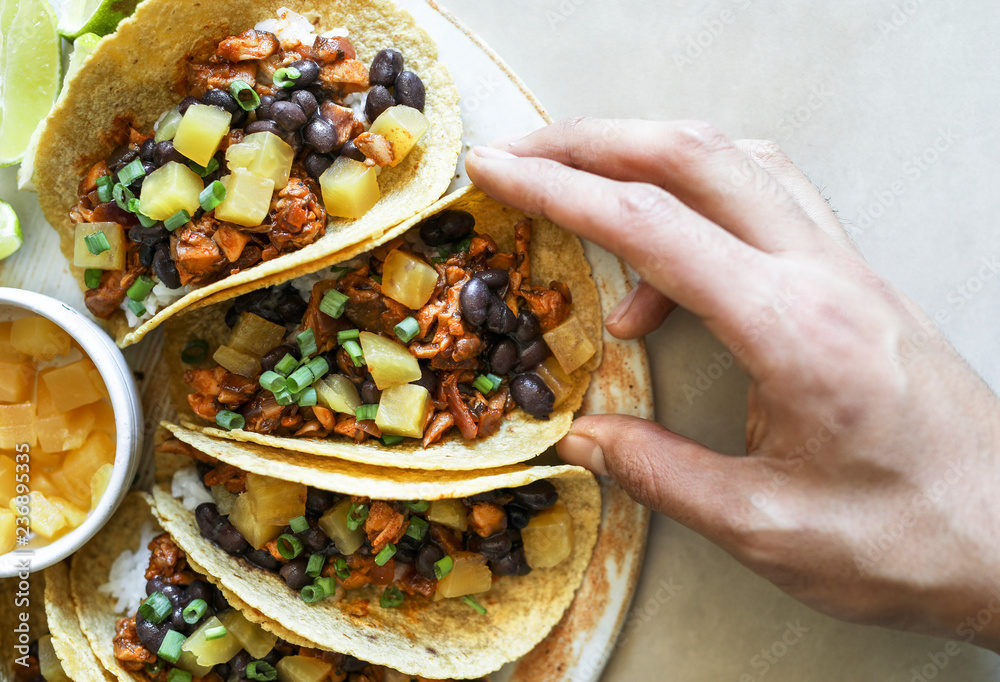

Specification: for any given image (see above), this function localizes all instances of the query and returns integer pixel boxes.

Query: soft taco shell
[151,435,601,679]
[166,184,603,470]
[34,0,462,348]
[44,563,114,682]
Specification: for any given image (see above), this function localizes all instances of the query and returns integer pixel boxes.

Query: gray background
[444,0,1000,680]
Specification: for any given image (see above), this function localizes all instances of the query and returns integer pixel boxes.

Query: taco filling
[13,637,67,682]
[180,209,596,447]
[163,438,576,610]
[73,8,433,328]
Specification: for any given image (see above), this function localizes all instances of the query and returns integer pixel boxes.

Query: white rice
[123,282,193,327]
[255,7,348,50]
[97,521,159,615]
[172,467,215,511]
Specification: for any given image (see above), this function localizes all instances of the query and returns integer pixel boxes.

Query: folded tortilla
[166,184,603,470]
[152,424,601,679]
[34,0,462,348]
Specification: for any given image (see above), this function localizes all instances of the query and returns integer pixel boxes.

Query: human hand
[465,118,1000,651]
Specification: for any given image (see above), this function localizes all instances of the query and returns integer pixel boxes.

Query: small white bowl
[0,288,143,577]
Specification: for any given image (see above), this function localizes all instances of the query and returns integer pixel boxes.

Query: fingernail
[488,133,525,149]
[605,285,639,328]
[557,433,607,476]
[470,145,516,160]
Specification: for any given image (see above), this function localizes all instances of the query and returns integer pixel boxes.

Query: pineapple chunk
[10,316,71,361]
[25,492,68,539]
[31,471,62,499]
[217,609,278,659]
[435,552,491,599]
[245,473,306,525]
[381,249,438,309]
[542,314,596,374]
[212,344,261,378]
[0,507,15,555]
[427,498,468,532]
[0,360,34,403]
[62,431,115,497]
[49,495,89,529]
[35,377,57,416]
[315,375,361,414]
[358,332,421,390]
[90,463,114,510]
[173,104,232,166]
[0,403,35,449]
[375,384,430,438]
[38,635,71,682]
[215,168,274,227]
[84,399,117,435]
[139,161,204,221]
[0,321,28,362]
[180,615,243,668]
[0,455,15,506]
[88,367,110,401]
[228,493,282,549]
[522,502,574,569]
[318,498,364,555]
[225,131,294,189]
[533,357,575,409]
[367,105,429,167]
[35,405,95,453]
[41,359,102,412]
[228,313,286,357]
[276,655,333,682]
[319,157,379,219]
[72,222,126,270]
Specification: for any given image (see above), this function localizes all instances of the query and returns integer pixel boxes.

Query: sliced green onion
[333,557,350,580]
[319,289,349,319]
[297,328,317,357]
[181,339,209,363]
[394,316,420,343]
[215,409,245,430]
[404,515,428,542]
[306,553,325,577]
[473,373,502,395]
[136,211,157,228]
[274,353,298,376]
[430,255,447,264]
[289,515,309,533]
[112,183,135,212]
[127,197,142,214]
[343,339,364,367]
[84,231,111,255]
[272,66,301,89]
[84,268,102,289]
[164,209,191,232]
[199,180,226,211]
[337,329,359,343]
[117,158,146,185]
[300,584,324,604]
[96,182,114,204]
[329,265,353,277]
[157,629,185,663]
[138,591,171,624]
[381,434,404,446]
[374,543,396,566]
[189,157,219,177]
[145,661,164,675]
[380,586,404,609]
[246,661,277,681]
[297,387,318,407]
[454,236,473,253]
[229,80,261,111]
[276,533,303,559]
[345,502,368,531]
[315,576,335,597]
[127,299,147,317]
[371,274,382,285]
[433,555,453,580]
[273,387,294,406]
[126,275,155,301]
[355,403,378,422]
[204,624,227,641]
[182,598,208,624]
[155,108,183,142]
[167,668,192,682]
[403,500,429,513]
[463,594,488,615]
[305,356,329,379]
[260,370,287,392]
[286,366,315,394]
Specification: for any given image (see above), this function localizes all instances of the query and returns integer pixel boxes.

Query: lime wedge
[0,201,23,260]
[17,32,101,191]
[0,0,60,167]
[57,0,138,39]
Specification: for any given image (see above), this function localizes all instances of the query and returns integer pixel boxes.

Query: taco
[34,0,462,348]
[166,185,602,470]
[71,492,483,682]
[150,423,601,679]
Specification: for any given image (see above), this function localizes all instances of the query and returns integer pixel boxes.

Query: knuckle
[739,139,796,174]
[672,120,735,161]
[616,183,677,227]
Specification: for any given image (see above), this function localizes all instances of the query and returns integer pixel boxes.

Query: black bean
[257,94,276,120]
[297,526,330,554]
[134,612,169,652]
[459,278,491,326]
[230,107,248,129]
[489,554,520,577]
[515,338,548,372]
[417,210,475,246]
[511,480,558,510]
[211,584,228,611]
[280,557,312,590]
[473,268,509,290]
[128,161,157,194]
[397,530,426,552]
[224,305,240,329]
[486,298,517,334]
[128,224,169,245]
[360,378,381,405]
[469,490,503,504]
[505,503,531,530]
[145,577,166,596]
[394,544,417,564]
[509,373,555,418]
[341,656,368,673]
[107,144,135,171]
[514,309,541,343]
[412,363,437,393]
[369,48,404,86]
[213,663,231,679]
[185,580,214,605]
[489,338,517,376]
[340,138,366,162]
[229,651,251,679]
[364,85,395,122]
[291,90,318,118]
[514,546,531,576]
[202,88,239,113]
[170,604,193,634]
[287,59,320,87]
[303,150,335,180]
[177,96,200,114]
[306,487,336,515]
[244,547,281,570]
[160,584,185,606]
[152,140,186,167]
[415,544,444,579]
[195,503,224,541]
[138,242,157,268]
[394,71,425,111]
[245,119,284,137]
[153,244,182,289]
[277,294,307,324]
[260,344,294,373]
[271,101,307,131]
[216,521,249,555]
[139,138,156,162]
[303,117,337,154]
[468,531,512,559]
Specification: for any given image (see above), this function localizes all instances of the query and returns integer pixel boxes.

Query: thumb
[556,414,759,540]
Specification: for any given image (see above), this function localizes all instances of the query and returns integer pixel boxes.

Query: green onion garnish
[381,434,404,445]
[274,353,298,376]
[157,629,185,663]
[127,299,147,317]
[333,556,350,579]
[260,370,287,392]
[319,289,349,318]
[164,209,191,232]
[430,255,446,264]
[189,157,220,177]
[112,183,135,212]
[285,366,315,394]
[355,403,378,422]
[374,543,396,566]
[136,212,157,228]
[372,274,382,285]
[306,553,324,577]
[337,329,359,343]
[289,515,309,533]
[463,595,488,615]
[345,502,368,531]
[297,328,317,357]
[315,576,335,596]
[182,598,207,624]
[380,586,404,609]
[273,387,294,406]
[138,591,171,624]
[126,275,155,301]
[433,555,453,580]
[473,373,502,395]
[343,339,364,367]
[229,80,261,111]
[127,197,142,214]
[246,661,277,681]
[394,316,420,343]
[272,66,301,88]
[166,668,192,682]
[204,624,228,640]
[95,175,113,203]
[84,268,102,289]
[199,180,226,211]
[300,584,324,604]
[84,231,111,255]
[215,409,245,430]
[276,533,303,559]
[454,236,473,253]
[404,516,428,541]
[117,158,146,185]
[181,339,209,363]
[305,356,329,379]
[145,661,164,675]
[330,265,353,277]
[297,387,317,407]
[403,500,429,513]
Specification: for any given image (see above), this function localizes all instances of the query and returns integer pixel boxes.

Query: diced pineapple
[83,399,116,436]
[49,495,88,529]
[211,485,238,515]
[521,501,574,569]
[35,377,57,417]
[217,609,278,659]
[315,375,361,415]
[276,655,333,682]
[72,222,127,271]
[213,344,261,378]
[375,384,430,438]
[175,650,213,678]
[367,105,429,167]
[319,157,379,219]
[435,552,492,599]
[244,473,305,525]
[228,493,282,549]
[381,249,438,309]
[542,314,596,374]
[180,615,243,667]
[225,131,294,189]
[90,463,113,510]
[88,367,109,401]
[427,498,468,532]
[0,508,14,555]
[173,104,232,166]
[41,359,102,412]
[0,321,28,362]
[10,316,71,361]
[31,471,63,499]
[25,492,68,539]
[0,403,35,449]
[0,455,15,507]
[38,635,71,682]
[35,405,95,453]
[359,332,421,390]
[228,313,286,357]
[533,357,575,409]
[318,498,364,555]
[214,168,274,227]
[49,432,112,506]
[139,161,204,221]
[0,360,34,403]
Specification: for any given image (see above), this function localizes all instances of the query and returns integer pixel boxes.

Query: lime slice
[57,0,138,39]
[0,0,60,167]
[17,32,101,191]
[0,201,23,260]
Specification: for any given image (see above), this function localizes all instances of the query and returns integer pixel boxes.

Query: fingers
[493,118,827,254]
[605,281,676,339]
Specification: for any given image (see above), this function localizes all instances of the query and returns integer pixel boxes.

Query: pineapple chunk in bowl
[0,288,143,577]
